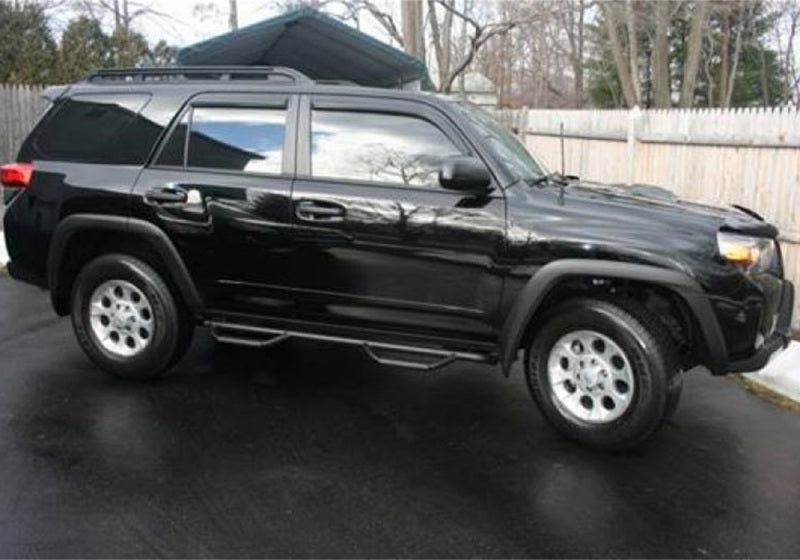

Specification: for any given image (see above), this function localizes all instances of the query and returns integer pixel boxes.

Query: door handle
[295,200,345,222]
[145,186,187,204]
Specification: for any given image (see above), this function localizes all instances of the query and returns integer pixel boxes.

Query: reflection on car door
[131,93,297,317]
[288,95,506,345]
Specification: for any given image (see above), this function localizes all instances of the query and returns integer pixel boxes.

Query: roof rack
[87,66,313,84]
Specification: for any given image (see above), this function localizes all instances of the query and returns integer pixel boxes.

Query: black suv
[2,67,794,449]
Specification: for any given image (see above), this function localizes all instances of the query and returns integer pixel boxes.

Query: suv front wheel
[70,254,193,380]
[525,298,681,450]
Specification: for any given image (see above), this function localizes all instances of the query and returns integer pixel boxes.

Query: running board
[207,320,493,371]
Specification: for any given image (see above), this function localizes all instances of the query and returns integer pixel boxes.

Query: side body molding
[498,259,728,376]
[48,214,203,314]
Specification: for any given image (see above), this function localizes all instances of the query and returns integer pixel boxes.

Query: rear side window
[156,106,286,175]
[20,93,158,165]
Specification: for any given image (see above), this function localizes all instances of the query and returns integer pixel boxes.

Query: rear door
[132,92,298,316]
[288,94,506,344]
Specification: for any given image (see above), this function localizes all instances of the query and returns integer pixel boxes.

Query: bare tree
[651,0,670,107]
[624,0,641,103]
[679,0,709,108]
[336,0,405,46]
[427,0,454,86]
[74,0,172,32]
[430,0,563,93]
[678,0,709,107]
[775,0,800,103]
[724,0,754,107]
[402,0,424,58]
[229,0,238,30]
[600,1,638,107]
[719,1,730,105]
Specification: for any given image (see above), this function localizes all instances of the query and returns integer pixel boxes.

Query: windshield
[451,101,547,185]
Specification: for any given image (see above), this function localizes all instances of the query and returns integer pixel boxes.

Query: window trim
[296,94,498,193]
[149,93,297,179]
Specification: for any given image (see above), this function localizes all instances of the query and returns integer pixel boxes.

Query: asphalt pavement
[1,274,800,558]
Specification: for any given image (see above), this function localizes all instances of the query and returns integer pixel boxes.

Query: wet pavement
[1,275,800,558]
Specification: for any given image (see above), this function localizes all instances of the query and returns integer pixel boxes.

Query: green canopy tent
[177,8,434,90]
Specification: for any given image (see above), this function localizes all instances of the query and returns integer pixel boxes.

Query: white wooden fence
[501,106,800,330]
[0,85,47,163]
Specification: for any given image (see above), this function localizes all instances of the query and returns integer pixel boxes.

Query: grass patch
[732,373,800,415]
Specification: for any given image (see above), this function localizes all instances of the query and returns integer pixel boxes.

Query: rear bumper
[723,280,794,373]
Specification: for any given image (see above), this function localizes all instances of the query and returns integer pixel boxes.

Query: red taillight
[1,163,33,189]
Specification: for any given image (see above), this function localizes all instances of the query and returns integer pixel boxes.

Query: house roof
[177,8,434,90]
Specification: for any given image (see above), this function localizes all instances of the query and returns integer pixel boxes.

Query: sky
[50,0,400,50]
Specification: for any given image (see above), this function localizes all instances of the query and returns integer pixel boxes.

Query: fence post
[626,105,641,185]
[517,105,529,141]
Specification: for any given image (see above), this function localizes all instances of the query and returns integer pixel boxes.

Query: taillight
[1,163,33,189]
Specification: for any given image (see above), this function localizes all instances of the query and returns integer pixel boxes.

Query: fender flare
[48,214,203,314]
[498,259,728,375]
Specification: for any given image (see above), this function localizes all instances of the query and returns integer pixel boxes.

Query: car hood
[570,181,777,237]
[504,180,778,276]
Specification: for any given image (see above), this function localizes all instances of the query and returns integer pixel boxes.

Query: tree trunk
[759,44,769,106]
[113,0,121,32]
[441,0,454,85]
[427,0,447,87]
[725,1,749,108]
[652,0,671,107]
[575,0,585,105]
[600,1,637,108]
[229,0,238,30]
[679,0,708,108]
[720,11,729,106]
[402,0,425,62]
[625,0,641,104]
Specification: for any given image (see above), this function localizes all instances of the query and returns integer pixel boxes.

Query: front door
[288,95,506,344]
[132,93,297,317]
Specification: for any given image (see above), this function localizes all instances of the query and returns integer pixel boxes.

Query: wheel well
[52,229,187,316]
[520,276,707,371]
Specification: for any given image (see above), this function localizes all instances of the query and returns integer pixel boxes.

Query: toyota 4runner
[2,67,794,449]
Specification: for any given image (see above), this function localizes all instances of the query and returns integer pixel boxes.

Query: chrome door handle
[295,200,345,222]
[145,186,187,204]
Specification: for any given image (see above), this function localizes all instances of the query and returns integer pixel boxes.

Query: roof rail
[87,66,313,84]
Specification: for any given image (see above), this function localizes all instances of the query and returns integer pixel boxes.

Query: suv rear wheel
[525,298,681,450]
[70,254,193,380]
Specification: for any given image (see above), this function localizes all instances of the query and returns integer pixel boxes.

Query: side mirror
[439,156,492,194]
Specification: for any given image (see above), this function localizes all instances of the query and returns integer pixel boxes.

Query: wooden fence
[500,106,800,329]
[0,85,47,163]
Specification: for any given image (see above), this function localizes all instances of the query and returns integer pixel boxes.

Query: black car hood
[561,181,776,238]
[504,180,779,277]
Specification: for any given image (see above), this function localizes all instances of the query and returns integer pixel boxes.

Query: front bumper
[724,280,794,373]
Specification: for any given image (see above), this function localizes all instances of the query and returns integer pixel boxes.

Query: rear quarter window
[19,93,160,165]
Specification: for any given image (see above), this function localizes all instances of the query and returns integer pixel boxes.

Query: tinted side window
[186,107,286,174]
[311,110,462,187]
[22,94,158,165]
[155,112,188,167]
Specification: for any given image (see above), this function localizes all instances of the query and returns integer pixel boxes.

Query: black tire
[665,371,684,419]
[70,253,193,380]
[525,298,681,450]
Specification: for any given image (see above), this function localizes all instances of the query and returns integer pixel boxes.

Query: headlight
[717,232,777,273]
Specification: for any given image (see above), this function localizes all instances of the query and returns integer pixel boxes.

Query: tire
[70,253,193,380]
[525,298,681,450]
[664,371,684,419]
